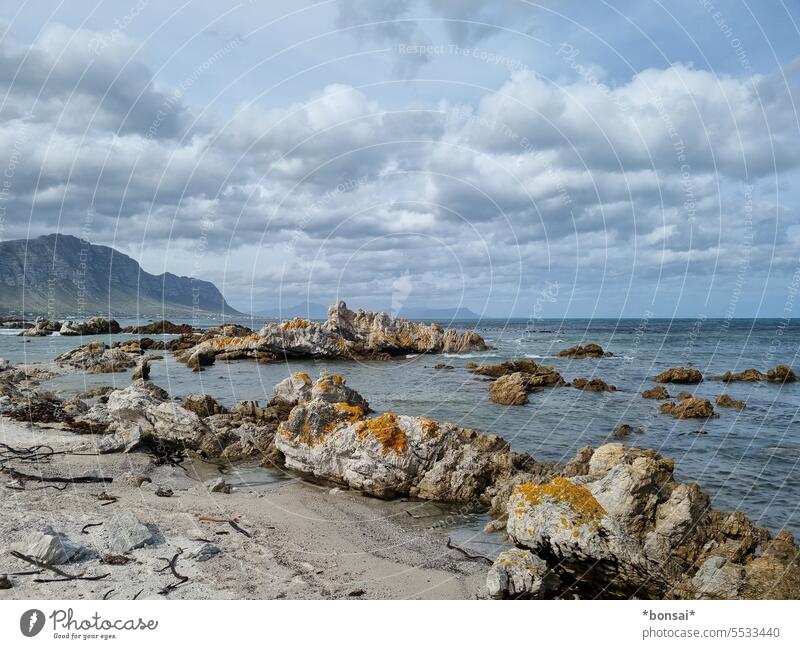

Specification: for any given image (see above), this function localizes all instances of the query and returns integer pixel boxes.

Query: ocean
[2,316,798,542]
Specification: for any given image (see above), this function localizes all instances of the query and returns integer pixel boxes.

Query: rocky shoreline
[1,307,799,600]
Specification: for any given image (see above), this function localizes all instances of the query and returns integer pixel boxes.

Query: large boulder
[121,320,195,335]
[571,377,616,392]
[655,367,703,383]
[489,372,531,405]
[477,360,566,405]
[498,443,800,599]
[20,318,61,336]
[81,381,208,450]
[486,549,559,599]
[276,391,519,501]
[717,365,796,384]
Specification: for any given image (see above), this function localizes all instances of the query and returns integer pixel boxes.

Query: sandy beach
[0,417,487,600]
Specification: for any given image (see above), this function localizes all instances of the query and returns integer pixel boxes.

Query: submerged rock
[121,320,195,335]
[717,365,796,384]
[655,367,703,384]
[716,394,745,409]
[660,397,716,419]
[557,343,612,358]
[642,386,670,400]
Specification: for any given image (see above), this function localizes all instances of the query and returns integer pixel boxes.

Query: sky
[0,0,798,318]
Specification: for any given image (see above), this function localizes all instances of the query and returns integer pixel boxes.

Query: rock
[174,302,489,368]
[20,318,61,336]
[89,434,127,454]
[82,381,209,450]
[14,527,89,564]
[660,397,716,419]
[55,340,140,373]
[676,391,693,400]
[572,377,616,392]
[182,393,228,417]
[186,542,220,562]
[131,358,150,380]
[186,347,215,371]
[59,317,121,335]
[691,556,744,598]
[468,359,540,378]
[642,386,669,400]
[716,394,745,409]
[121,320,195,335]
[209,477,232,494]
[277,394,521,501]
[489,372,531,405]
[496,442,800,599]
[767,364,796,383]
[270,373,313,407]
[0,575,10,589]
[433,363,453,369]
[486,548,558,599]
[310,373,370,410]
[719,368,766,382]
[612,424,643,440]
[557,343,612,358]
[155,487,173,497]
[655,367,703,384]
[104,512,155,553]
[717,365,795,384]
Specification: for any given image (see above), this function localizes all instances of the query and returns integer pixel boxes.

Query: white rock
[15,527,89,565]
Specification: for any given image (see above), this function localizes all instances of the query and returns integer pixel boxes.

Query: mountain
[0,234,242,316]
[259,302,481,321]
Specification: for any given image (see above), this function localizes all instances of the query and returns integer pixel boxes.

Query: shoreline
[0,417,487,600]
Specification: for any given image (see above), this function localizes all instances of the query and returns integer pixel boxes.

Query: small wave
[405,354,419,358]
[442,352,493,358]
[0,329,24,335]
[524,354,545,359]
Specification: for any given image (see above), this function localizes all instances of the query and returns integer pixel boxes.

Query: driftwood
[156,549,189,595]
[445,537,494,566]
[10,551,110,583]
[81,522,103,534]
[196,515,251,537]
[1,466,112,484]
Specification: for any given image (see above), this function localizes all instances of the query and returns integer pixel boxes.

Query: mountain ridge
[0,234,241,316]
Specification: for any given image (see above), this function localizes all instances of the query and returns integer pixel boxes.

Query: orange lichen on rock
[332,402,365,422]
[514,477,606,530]
[281,318,311,330]
[355,412,408,456]
[206,334,260,351]
[293,371,311,383]
[420,417,439,437]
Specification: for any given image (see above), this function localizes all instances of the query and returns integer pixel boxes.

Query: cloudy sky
[0,0,798,317]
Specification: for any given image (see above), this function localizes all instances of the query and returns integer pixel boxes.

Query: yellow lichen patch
[86,340,104,353]
[332,402,365,422]
[514,477,606,530]
[207,334,260,351]
[355,412,408,456]
[420,417,439,437]
[293,371,311,383]
[281,318,311,330]
[330,374,344,386]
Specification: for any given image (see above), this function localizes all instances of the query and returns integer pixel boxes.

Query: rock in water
[488,373,531,405]
[717,365,796,384]
[642,386,670,400]
[59,317,121,335]
[572,377,616,392]
[767,364,797,383]
[660,397,716,419]
[557,343,612,358]
[173,301,489,368]
[486,549,559,599]
[655,367,703,383]
[716,394,745,409]
[131,357,150,380]
[55,340,140,373]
